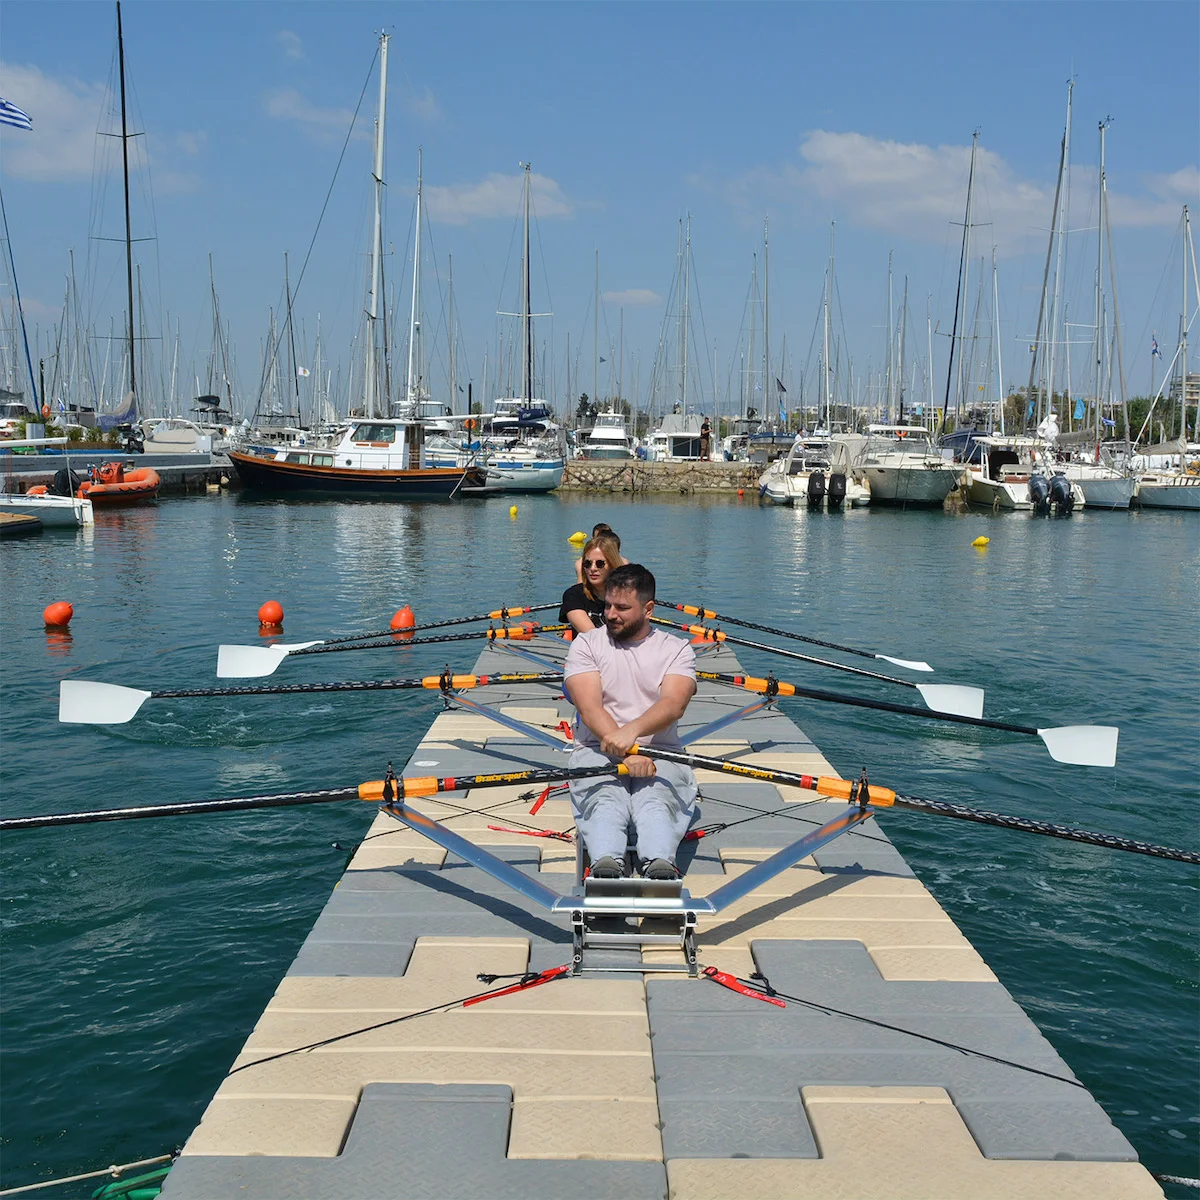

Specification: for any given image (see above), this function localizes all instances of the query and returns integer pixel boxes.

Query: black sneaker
[642,858,679,881]
[590,855,625,879]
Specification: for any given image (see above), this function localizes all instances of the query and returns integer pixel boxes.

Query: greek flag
[1151,334,1161,358]
[0,99,32,131]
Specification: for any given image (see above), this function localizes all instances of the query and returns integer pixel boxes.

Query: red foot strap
[702,965,786,1007]
[463,964,570,1007]
[486,824,573,842]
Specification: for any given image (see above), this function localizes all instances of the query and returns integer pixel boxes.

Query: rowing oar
[629,746,1198,864]
[216,625,539,679]
[659,599,934,672]
[284,602,559,653]
[0,763,623,832]
[698,671,1118,767]
[652,618,984,718]
[58,672,563,726]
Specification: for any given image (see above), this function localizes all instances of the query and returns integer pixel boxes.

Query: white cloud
[404,85,444,125]
[264,87,361,139]
[175,130,209,157]
[275,30,306,61]
[423,170,574,225]
[602,288,662,307]
[721,130,1191,251]
[0,61,104,181]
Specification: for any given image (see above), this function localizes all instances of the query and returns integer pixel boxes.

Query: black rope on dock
[893,796,1200,864]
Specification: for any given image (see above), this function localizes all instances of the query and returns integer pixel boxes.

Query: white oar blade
[1038,725,1119,768]
[916,683,985,719]
[877,655,934,673]
[216,641,322,679]
[59,680,152,724]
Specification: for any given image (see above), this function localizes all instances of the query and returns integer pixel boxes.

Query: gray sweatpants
[568,745,698,864]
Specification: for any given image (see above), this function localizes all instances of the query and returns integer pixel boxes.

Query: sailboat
[228,35,475,501]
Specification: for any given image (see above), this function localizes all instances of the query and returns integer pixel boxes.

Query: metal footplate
[568,876,700,977]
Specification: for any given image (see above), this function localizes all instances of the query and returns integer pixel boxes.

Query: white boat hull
[758,472,869,508]
[861,464,961,505]
[1068,473,1137,510]
[483,459,564,492]
[1135,473,1200,510]
[0,494,94,527]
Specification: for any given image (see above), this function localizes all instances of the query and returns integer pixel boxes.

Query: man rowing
[562,563,698,880]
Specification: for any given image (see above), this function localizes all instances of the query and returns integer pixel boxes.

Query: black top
[560,582,605,627]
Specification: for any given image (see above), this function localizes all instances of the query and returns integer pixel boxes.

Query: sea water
[1,493,1196,1193]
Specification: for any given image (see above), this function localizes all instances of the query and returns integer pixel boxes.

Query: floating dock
[159,635,1164,1199]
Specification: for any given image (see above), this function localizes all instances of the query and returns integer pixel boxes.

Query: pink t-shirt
[563,626,696,749]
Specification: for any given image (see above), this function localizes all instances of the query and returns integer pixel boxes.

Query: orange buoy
[43,601,73,627]
[390,604,416,639]
[258,600,284,626]
[737,488,744,497]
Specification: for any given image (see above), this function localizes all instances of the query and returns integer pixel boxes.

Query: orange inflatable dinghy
[76,462,161,505]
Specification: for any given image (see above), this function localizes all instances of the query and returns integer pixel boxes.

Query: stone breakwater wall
[560,459,761,494]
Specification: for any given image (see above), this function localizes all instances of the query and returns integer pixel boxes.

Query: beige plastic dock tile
[245,1009,651,1055]
[423,714,499,741]
[509,1097,663,1161]
[499,705,567,727]
[216,1049,658,1103]
[868,946,998,982]
[666,1086,1165,1200]
[180,1096,357,1157]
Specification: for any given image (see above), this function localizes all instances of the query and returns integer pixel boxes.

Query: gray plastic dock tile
[647,940,1137,1162]
[160,1084,667,1200]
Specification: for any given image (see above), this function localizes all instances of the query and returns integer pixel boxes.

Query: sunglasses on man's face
[583,559,607,568]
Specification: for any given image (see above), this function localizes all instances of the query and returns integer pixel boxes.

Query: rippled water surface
[1,492,1197,1192]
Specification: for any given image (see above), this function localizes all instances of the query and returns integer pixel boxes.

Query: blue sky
[1,1,1196,420]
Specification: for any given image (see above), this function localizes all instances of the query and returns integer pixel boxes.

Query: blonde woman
[574,523,630,583]
[560,535,623,634]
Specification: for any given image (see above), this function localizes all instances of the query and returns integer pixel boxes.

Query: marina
[1,4,1197,1197]
[0,494,1196,1198]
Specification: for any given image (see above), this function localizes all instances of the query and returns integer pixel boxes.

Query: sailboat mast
[885,251,894,423]
[1182,206,1191,440]
[1094,120,1109,440]
[897,273,908,424]
[448,253,455,414]
[682,215,691,412]
[285,252,301,423]
[992,248,1005,434]
[521,163,532,403]
[593,249,599,409]
[363,33,388,418]
[763,216,771,421]
[942,130,977,434]
[823,223,834,427]
[407,148,423,409]
[116,0,136,408]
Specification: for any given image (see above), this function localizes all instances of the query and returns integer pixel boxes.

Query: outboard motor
[1028,473,1050,515]
[51,467,82,497]
[827,472,847,507]
[121,424,145,454]
[806,469,826,506]
[1048,473,1075,516]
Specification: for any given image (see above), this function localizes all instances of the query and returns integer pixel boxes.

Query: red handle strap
[702,965,786,1007]
[464,964,570,1007]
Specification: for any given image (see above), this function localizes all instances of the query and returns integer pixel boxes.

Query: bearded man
[562,563,698,880]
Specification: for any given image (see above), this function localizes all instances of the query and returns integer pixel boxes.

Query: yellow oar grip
[816,776,896,806]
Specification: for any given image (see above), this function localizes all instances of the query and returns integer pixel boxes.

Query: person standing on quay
[700,415,712,461]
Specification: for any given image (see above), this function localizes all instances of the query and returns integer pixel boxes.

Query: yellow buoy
[972,536,990,548]
[567,531,587,544]
[509,505,519,519]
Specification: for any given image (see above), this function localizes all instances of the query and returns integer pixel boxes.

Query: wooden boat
[228,420,478,500]
[74,461,161,505]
